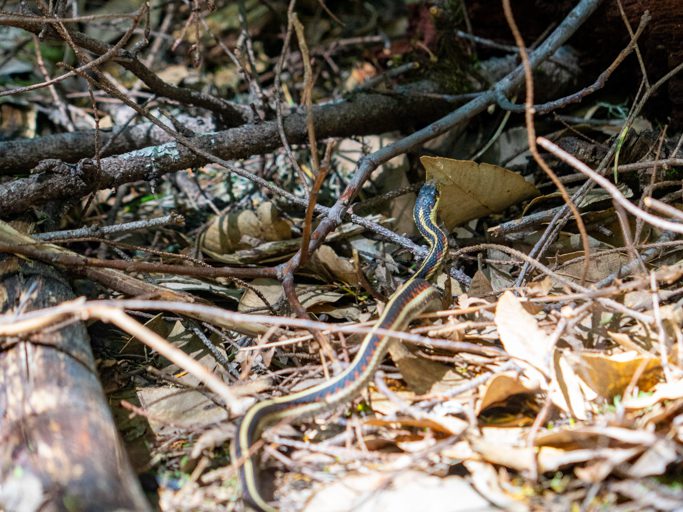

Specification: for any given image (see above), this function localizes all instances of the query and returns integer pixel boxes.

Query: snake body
[233,182,448,512]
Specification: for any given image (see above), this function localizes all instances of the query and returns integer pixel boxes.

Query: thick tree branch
[0,86,452,215]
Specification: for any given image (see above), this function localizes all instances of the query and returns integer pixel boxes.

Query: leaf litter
[97,141,683,511]
[19,3,680,511]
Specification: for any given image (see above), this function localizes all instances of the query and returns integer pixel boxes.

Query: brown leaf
[495,291,552,376]
[388,341,458,395]
[137,386,228,436]
[308,245,357,285]
[477,371,535,414]
[551,350,590,420]
[468,270,493,298]
[256,201,293,241]
[421,156,539,229]
[558,251,628,284]
[238,278,344,312]
[364,416,467,436]
[568,350,661,400]
[201,202,292,256]
[535,426,657,448]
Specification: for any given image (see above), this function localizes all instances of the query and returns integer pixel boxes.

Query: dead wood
[0,257,150,512]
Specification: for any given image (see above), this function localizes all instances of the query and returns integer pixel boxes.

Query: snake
[232,181,448,512]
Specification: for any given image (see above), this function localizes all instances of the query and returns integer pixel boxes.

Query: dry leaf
[627,438,678,478]
[469,436,534,472]
[558,251,628,284]
[623,379,683,410]
[201,201,292,255]
[608,331,650,354]
[421,156,539,229]
[573,448,644,483]
[304,470,491,512]
[256,201,293,241]
[137,386,227,436]
[388,341,459,394]
[464,460,528,512]
[495,291,552,375]
[568,351,661,400]
[469,436,616,474]
[121,313,171,355]
[201,209,261,254]
[488,261,515,292]
[551,350,590,420]
[238,278,345,313]
[477,371,534,414]
[610,480,683,511]
[468,270,493,298]
[308,245,357,285]
[369,388,418,416]
[535,426,657,448]
[158,321,232,385]
[364,416,467,436]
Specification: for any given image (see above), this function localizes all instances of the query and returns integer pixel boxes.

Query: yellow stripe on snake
[232,182,448,512]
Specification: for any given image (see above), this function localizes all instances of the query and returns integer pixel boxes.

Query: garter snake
[232,182,448,512]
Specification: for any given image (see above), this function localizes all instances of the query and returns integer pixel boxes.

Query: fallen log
[0,256,150,512]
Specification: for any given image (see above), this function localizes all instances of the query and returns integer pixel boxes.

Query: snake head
[415,181,440,218]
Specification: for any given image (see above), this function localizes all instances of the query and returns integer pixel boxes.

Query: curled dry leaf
[552,349,591,420]
[364,416,467,437]
[494,293,595,418]
[200,201,292,256]
[238,278,345,314]
[476,371,536,414]
[469,435,636,475]
[421,155,539,229]
[535,426,658,448]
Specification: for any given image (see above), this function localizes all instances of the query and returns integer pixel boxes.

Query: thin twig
[502,0,591,287]
[33,213,185,241]
[537,137,683,235]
